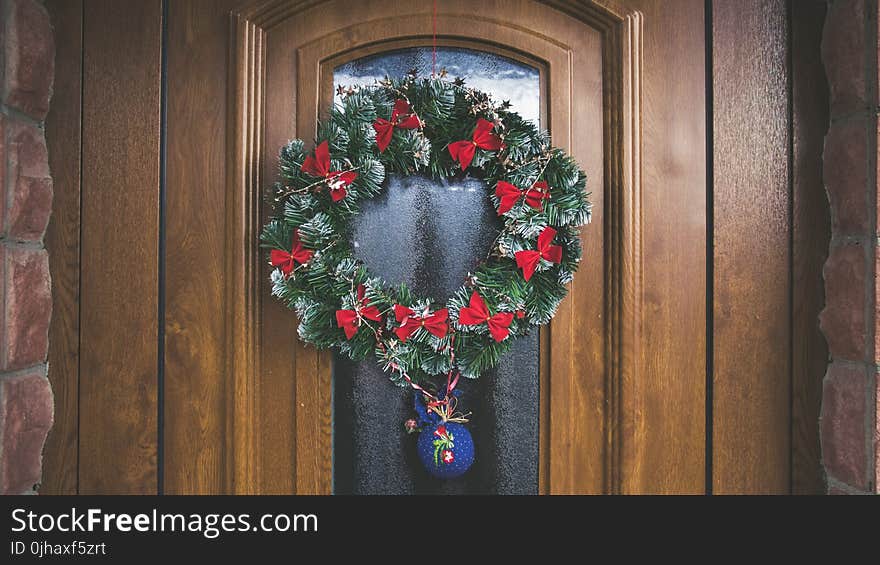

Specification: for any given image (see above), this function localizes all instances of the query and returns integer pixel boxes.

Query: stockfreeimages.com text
[10,508,317,539]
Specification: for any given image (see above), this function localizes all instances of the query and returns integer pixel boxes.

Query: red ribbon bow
[335,284,383,339]
[495,180,551,215]
[458,291,514,342]
[270,230,313,275]
[447,118,504,170]
[373,99,421,153]
[393,305,449,342]
[514,226,563,282]
[301,140,358,202]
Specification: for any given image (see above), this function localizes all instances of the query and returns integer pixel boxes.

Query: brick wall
[820,0,879,494]
[0,0,54,495]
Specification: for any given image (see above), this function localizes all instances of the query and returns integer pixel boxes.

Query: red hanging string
[432,0,438,76]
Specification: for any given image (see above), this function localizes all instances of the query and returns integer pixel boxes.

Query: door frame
[227,0,643,494]
[40,0,830,496]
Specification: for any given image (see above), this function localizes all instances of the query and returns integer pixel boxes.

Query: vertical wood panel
[228,12,266,494]
[791,0,829,495]
[42,0,83,495]
[78,0,162,494]
[713,0,791,494]
[265,1,608,493]
[260,26,300,495]
[164,0,239,495]
[546,13,605,495]
[622,0,707,494]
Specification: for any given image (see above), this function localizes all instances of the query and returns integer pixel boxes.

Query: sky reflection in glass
[333,47,540,127]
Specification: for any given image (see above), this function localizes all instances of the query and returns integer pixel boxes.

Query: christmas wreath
[261,74,590,478]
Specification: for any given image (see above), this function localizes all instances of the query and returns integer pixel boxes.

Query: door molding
[228,0,642,494]
[228,6,265,494]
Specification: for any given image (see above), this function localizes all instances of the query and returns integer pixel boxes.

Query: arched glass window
[332,47,543,495]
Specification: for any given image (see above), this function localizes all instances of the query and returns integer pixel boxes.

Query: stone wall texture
[819,0,879,494]
[0,0,54,495]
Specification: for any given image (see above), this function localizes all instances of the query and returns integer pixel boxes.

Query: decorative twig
[274,165,362,202]
[503,151,552,176]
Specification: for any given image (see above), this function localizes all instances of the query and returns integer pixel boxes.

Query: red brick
[821,363,869,490]
[877,249,880,365]
[877,118,880,231]
[0,115,6,237]
[875,375,879,493]
[9,121,50,179]
[6,122,51,242]
[8,177,52,242]
[4,248,51,370]
[2,0,55,120]
[819,244,868,361]
[822,0,868,117]
[0,246,5,368]
[824,119,870,235]
[0,373,53,494]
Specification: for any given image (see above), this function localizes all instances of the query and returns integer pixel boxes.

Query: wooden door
[185,0,703,495]
[234,0,645,494]
[42,0,828,495]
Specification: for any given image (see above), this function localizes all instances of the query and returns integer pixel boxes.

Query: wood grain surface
[791,0,829,495]
[77,0,162,494]
[42,0,83,495]
[164,0,240,495]
[253,0,607,493]
[40,0,830,495]
[615,0,707,494]
[713,0,792,494]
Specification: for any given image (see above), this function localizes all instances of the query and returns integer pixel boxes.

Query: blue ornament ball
[416,421,474,479]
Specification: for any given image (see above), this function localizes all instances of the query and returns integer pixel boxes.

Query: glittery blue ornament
[416,421,474,479]
[412,390,474,479]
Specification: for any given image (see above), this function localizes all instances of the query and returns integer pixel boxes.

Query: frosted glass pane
[333,47,540,127]
[332,46,543,495]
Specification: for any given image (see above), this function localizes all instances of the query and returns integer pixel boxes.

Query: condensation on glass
[331,47,543,495]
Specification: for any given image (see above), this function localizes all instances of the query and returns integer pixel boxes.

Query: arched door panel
[234,0,616,494]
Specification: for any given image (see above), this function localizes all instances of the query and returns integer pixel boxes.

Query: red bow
[270,231,313,275]
[301,140,358,202]
[515,226,563,282]
[335,285,382,339]
[373,99,421,152]
[495,180,551,215]
[458,291,514,342]
[393,305,449,342]
[447,118,504,170]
